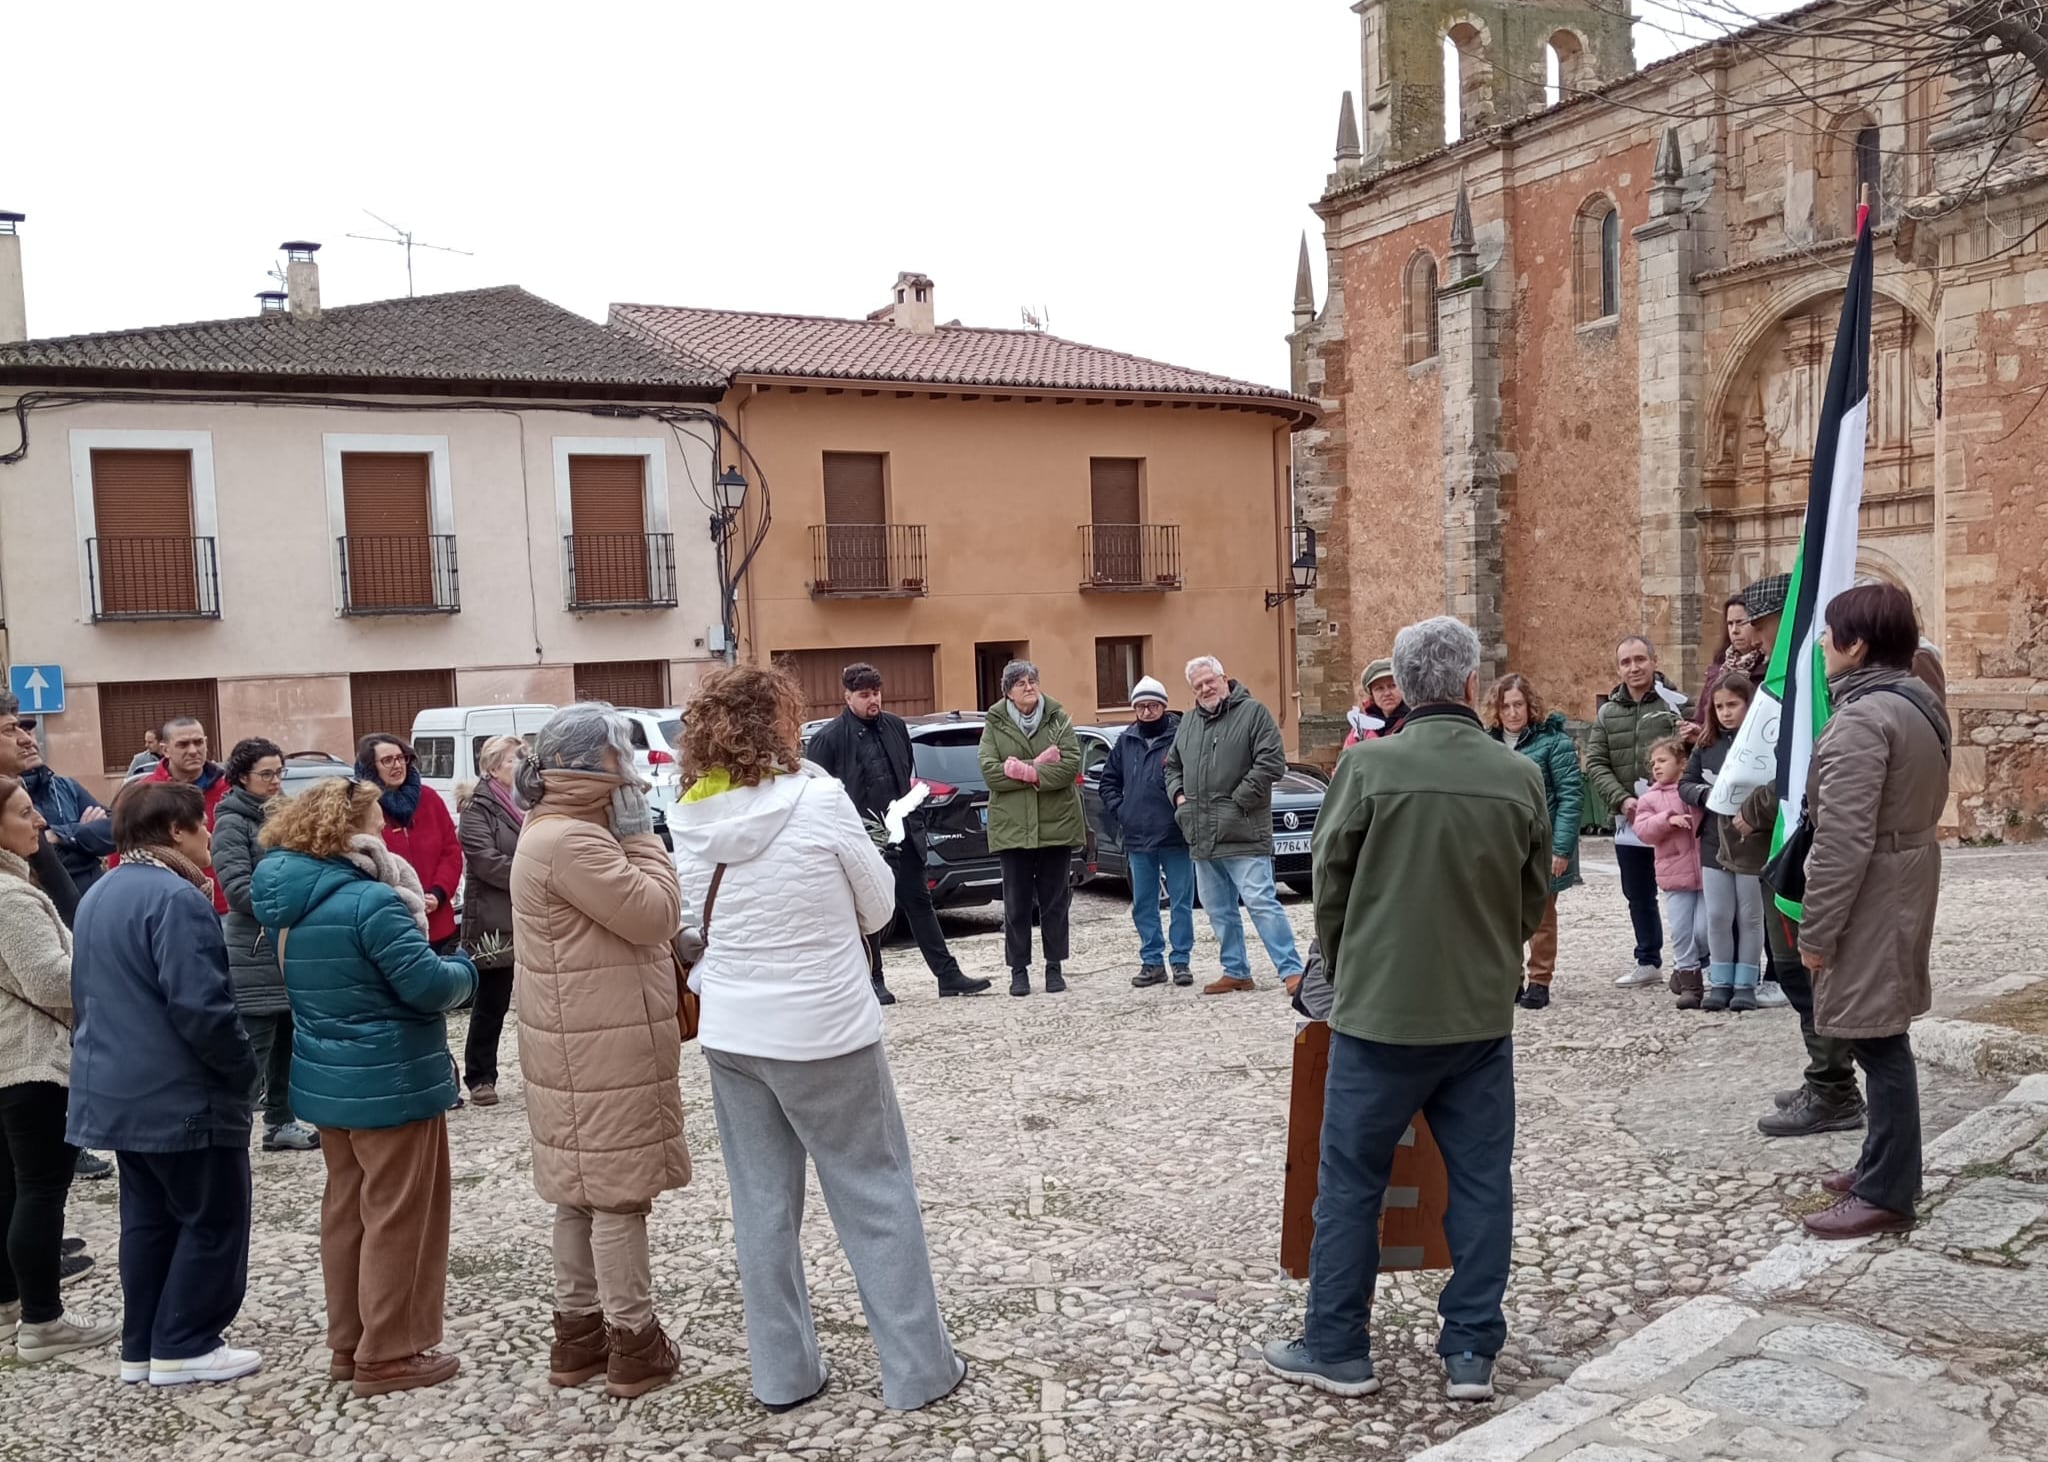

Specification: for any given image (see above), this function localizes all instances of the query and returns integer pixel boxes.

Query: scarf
[341,833,431,936]
[1722,643,1765,680]
[1006,698,1046,739]
[683,766,784,803]
[121,845,215,901]
[1135,714,1174,742]
[371,767,424,828]
[486,778,525,826]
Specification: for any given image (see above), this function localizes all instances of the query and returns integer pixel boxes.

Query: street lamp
[1266,526,1318,610]
[711,465,750,663]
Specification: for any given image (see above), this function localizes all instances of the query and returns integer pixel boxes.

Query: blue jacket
[22,767,113,898]
[252,848,476,1131]
[66,864,257,1153]
[1098,714,1187,853]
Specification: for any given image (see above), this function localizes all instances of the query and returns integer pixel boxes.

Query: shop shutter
[573,660,668,709]
[775,645,937,722]
[821,452,888,589]
[341,452,434,609]
[1089,458,1143,584]
[349,669,457,750]
[568,455,649,604]
[90,450,197,616]
[96,678,221,777]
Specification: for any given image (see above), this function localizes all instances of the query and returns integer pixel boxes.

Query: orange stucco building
[616,276,1317,733]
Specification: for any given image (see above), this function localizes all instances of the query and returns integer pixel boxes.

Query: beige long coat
[1797,667,1950,1042]
[512,770,688,1209]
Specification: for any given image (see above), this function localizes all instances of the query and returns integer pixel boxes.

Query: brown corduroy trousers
[317,1116,451,1364]
[1525,894,1560,988]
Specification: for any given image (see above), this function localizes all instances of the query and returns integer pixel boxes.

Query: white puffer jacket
[669,763,896,1062]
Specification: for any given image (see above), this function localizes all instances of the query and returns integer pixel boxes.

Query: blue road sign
[7,665,64,715]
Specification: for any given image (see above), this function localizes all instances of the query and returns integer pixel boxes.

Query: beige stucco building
[0,239,727,788]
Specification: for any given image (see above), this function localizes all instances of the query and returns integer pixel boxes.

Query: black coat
[1099,714,1186,852]
[806,709,921,850]
[459,783,521,968]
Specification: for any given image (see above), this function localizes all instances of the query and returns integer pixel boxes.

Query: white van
[409,705,555,817]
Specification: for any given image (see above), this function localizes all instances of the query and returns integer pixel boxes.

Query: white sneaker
[121,1360,149,1384]
[149,1344,263,1386]
[1615,964,1662,988]
[1755,981,1791,1008]
[16,1312,120,1362]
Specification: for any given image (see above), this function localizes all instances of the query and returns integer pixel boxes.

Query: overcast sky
[11,1,1751,391]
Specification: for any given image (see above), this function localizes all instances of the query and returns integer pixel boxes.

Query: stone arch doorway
[1698,289,1937,623]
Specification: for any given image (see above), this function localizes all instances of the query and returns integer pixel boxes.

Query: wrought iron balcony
[564,533,678,609]
[809,524,929,598]
[87,537,222,622]
[1079,523,1182,592]
[337,534,459,615]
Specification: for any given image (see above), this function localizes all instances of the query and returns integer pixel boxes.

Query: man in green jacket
[1584,636,1693,988]
[1264,617,1549,1405]
[1164,657,1303,995]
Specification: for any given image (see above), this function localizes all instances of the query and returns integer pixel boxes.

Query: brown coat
[1797,667,1950,1041]
[511,770,688,1209]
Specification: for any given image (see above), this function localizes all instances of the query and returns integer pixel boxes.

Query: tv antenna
[344,210,473,296]
[1020,304,1051,332]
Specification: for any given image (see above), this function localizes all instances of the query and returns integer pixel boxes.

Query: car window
[1276,771,1326,795]
[658,718,681,748]
[910,729,988,791]
[1079,736,1110,777]
[626,722,649,751]
[416,736,455,780]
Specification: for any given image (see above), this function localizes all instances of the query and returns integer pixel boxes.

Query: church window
[1403,251,1440,365]
[1574,197,1621,324]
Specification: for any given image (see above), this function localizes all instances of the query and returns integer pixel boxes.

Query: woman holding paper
[978,660,1085,998]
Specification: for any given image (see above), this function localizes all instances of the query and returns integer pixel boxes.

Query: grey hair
[1391,617,1481,707]
[1616,635,1657,661]
[514,702,641,806]
[1184,655,1225,683]
[1000,659,1040,695]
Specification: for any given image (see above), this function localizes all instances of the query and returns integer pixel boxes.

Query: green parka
[1585,677,1693,816]
[1493,712,1584,894]
[979,698,1086,852]
[1164,681,1285,860]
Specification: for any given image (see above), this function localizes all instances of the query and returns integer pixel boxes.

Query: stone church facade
[1288,0,2048,838]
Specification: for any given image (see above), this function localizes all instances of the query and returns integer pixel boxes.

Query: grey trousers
[704,1042,959,1411]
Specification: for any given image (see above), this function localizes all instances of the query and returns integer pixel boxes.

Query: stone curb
[1913,1016,2048,1080]
[1406,1073,2048,1461]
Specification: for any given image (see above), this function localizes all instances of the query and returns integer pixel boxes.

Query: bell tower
[1351,0,1636,172]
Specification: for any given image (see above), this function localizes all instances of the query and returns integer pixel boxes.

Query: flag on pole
[1705,197,1876,921]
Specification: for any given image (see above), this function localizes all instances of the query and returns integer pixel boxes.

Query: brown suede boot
[1673,968,1705,1010]
[351,1351,460,1397]
[548,1310,609,1388]
[605,1318,680,1399]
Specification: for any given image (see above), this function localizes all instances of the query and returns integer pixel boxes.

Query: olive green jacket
[978,698,1086,852]
[1163,682,1285,860]
[1585,678,1693,816]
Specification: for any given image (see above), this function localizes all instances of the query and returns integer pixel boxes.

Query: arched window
[1574,197,1620,323]
[1855,124,1883,220]
[1403,251,1440,365]
[1817,111,1878,238]
[1546,30,1586,107]
[1441,21,1491,143]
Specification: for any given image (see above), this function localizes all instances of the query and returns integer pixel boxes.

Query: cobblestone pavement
[5,845,2043,1461]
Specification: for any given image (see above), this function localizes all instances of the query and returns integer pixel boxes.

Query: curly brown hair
[261,778,383,858]
[1480,673,1546,730]
[681,664,803,788]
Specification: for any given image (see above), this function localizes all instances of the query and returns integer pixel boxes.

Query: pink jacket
[1631,782,1702,892]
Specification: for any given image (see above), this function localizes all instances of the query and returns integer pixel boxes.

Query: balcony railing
[338,534,459,615]
[809,523,928,598]
[1079,523,1182,592]
[564,533,677,609]
[88,536,221,622]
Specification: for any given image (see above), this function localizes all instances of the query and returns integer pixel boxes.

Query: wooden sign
[1280,1020,1452,1280]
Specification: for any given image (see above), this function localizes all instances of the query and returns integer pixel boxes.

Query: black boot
[872,979,897,1007]
[1010,969,1030,997]
[1044,964,1067,994]
[1132,965,1168,988]
[937,971,993,997]
[1757,1086,1865,1138]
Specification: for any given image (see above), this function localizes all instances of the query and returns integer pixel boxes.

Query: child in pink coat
[1631,738,1707,1007]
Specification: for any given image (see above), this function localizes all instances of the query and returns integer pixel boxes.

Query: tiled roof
[610,303,1310,411]
[0,286,726,391]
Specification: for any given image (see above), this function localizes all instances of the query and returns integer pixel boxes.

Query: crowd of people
[0,570,1951,1411]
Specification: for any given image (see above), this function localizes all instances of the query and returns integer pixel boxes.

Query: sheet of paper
[1654,682,1689,710]
[1612,778,1651,847]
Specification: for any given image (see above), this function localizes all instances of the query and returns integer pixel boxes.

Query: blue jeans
[1126,848,1195,968]
[1193,856,1303,980]
[1305,1033,1514,1364]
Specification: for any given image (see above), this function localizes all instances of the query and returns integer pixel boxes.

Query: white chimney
[881,271,936,335]
[281,239,321,319]
[0,212,26,345]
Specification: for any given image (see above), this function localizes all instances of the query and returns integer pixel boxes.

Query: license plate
[1274,835,1312,856]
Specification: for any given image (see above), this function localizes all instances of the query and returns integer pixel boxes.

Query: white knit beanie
[1129,676,1170,706]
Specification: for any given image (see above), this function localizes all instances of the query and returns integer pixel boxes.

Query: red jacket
[381,787,463,945]
[108,762,231,913]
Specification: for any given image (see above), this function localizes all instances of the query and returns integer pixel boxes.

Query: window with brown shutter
[97,678,221,776]
[821,452,888,590]
[568,455,650,605]
[1095,637,1145,711]
[1088,458,1144,586]
[90,450,200,617]
[573,660,669,709]
[775,646,937,723]
[349,669,457,750]
[341,452,435,610]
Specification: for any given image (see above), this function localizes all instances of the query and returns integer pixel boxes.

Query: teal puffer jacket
[1495,712,1585,894]
[251,845,477,1131]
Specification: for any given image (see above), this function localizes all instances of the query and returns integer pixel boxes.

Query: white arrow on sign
[22,669,48,712]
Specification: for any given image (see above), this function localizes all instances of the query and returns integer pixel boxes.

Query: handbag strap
[702,864,726,940]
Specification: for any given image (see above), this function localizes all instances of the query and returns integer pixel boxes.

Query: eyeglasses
[374,753,407,767]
